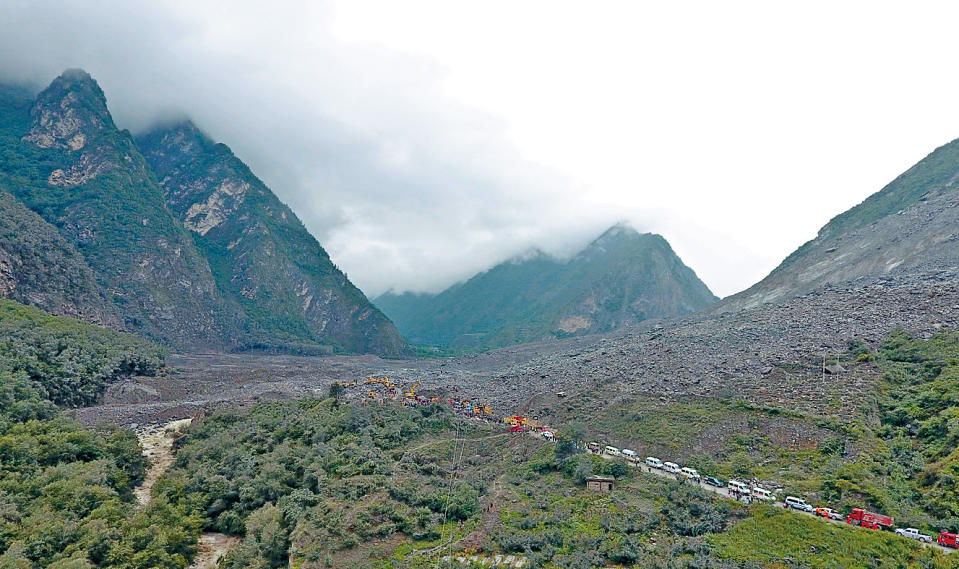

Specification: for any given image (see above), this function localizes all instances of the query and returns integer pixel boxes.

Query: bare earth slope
[722,139,959,312]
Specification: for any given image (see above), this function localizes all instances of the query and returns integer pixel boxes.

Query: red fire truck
[846,508,893,530]
[938,532,958,548]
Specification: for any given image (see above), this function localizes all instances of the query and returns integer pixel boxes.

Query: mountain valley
[4,68,959,569]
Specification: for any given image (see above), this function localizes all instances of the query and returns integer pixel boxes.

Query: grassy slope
[711,506,952,569]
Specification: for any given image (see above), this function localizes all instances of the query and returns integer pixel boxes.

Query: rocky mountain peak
[23,68,114,151]
[577,223,670,263]
[135,119,213,178]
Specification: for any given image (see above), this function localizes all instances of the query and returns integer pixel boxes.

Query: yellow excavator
[405,381,421,398]
[365,376,394,389]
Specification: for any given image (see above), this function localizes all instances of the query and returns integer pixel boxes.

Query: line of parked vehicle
[587,442,959,550]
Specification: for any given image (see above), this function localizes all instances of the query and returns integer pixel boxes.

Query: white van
[752,487,776,501]
[784,496,812,511]
[728,480,750,494]
[604,446,621,457]
[645,457,663,469]
[663,461,681,474]
[680,467,700,481]
[622,449,638,460]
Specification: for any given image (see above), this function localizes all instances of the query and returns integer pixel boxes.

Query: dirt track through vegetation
[188,533,239,569]
[134,418,192,507]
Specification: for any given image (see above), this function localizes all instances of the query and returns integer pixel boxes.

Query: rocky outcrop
[3,70,231,347]
[0,70,408,356]
[136,121,408,357]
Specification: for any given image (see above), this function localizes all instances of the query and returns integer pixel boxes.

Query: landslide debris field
[73,269,959,429]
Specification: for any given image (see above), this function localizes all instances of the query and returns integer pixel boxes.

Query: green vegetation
[579,331,959,537]
[711,506,953,569]
[143,398,764,569]
[0,298,164,407]
[376,226,717,353]
[6,315,957,568]
[156,400,491,568]
[0,299,202,569]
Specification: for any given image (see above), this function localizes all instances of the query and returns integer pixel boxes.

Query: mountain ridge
[136,120,408,356]
[0,69,407,357]
[376,224,718,351]
[719,137,959,312]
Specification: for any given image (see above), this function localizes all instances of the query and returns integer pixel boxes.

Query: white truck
[895,528,932,542]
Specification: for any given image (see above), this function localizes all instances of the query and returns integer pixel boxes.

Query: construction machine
[365,376,395,389]
[405,381,421,398]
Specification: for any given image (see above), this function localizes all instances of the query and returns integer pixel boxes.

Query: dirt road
[596,450,954,555]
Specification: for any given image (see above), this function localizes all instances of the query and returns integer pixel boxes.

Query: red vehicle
[939,532,959,548]
[846,508,893,530]
[509,425,526,433]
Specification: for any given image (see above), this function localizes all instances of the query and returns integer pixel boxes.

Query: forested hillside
[377,225,717,352]
[0,299,201,569]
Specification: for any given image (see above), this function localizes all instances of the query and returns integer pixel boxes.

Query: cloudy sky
[2,1,959,298]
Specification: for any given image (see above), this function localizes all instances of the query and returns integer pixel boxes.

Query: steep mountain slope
[0,70,231,347]
[722,137,959,311]
[376,225,718,350]
[0,189,119,326]
[135,121,407,357]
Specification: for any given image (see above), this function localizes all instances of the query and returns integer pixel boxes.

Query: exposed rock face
[23,69,110,150]
[376,224,718,351]
[136,121,408,357]
[0,190,119,325]
[0,70,408,356]
[2,70,230,347]
[721,138,959,311]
